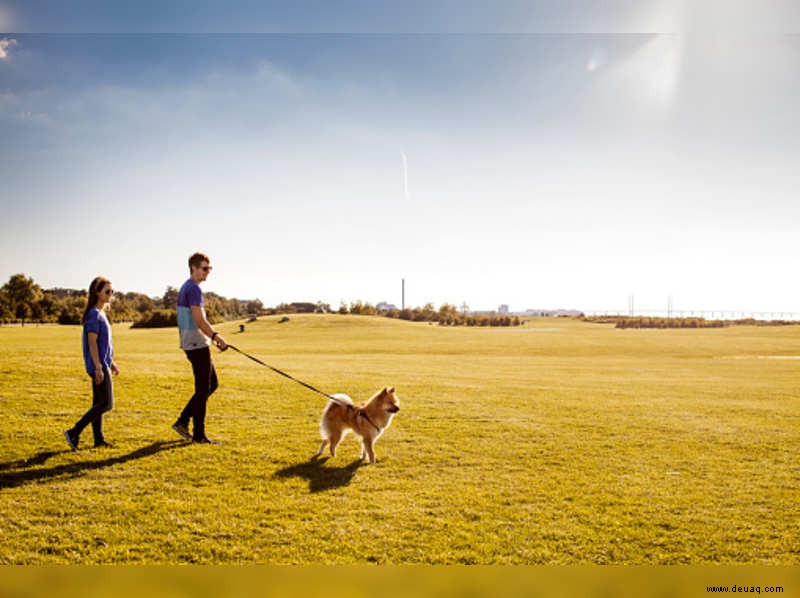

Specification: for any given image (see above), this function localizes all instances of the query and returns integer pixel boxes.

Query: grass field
[0,315,798,564]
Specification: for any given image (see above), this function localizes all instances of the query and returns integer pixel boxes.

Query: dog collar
[355,407,382,432]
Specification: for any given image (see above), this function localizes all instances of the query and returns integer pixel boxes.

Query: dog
[315,387,400,464]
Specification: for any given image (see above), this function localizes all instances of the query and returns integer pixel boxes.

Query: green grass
[0,315,798,564]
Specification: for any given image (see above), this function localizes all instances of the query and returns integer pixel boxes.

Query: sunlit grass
[0,316,798,563]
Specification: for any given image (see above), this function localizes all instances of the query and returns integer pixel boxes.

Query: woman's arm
[88,331,104,384]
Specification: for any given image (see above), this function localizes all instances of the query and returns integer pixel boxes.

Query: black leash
[225,344,337,401]
[223,344,381,430]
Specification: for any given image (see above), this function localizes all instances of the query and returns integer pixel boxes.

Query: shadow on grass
[273,456,363,493]
[0,440,190,490]
[0,450,66,472]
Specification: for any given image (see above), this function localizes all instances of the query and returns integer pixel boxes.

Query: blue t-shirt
[177,278,210,350]
[83,307,113,375]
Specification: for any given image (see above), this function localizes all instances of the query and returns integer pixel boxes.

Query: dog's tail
[320,393,354,439]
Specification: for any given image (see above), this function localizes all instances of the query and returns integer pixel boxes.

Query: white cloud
[0,37,17,60]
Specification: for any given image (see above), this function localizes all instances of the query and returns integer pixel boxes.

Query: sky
[2,2,800,314]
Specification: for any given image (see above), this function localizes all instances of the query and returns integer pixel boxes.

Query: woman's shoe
[63,429,78,451]
[192,437,220,445]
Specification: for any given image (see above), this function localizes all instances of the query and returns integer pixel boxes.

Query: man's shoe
[94,441,113,448]
[172,422,192,441]
[192,437,220,445]
[63,429,78,451]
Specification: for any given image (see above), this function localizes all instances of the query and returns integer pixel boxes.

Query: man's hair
[188,252,210,271]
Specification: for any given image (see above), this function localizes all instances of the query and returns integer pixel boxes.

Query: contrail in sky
[401,150,409,198]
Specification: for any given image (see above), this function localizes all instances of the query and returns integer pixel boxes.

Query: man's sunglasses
[202,266,213,272]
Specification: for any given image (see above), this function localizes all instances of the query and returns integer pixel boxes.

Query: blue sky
[2,3,800,313]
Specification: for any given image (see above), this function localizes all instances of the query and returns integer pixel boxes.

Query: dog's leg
[363,437,376,464]
[316,438,329,458]
[328,431,343,457]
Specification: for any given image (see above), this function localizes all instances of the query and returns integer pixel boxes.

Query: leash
[223,344,381,431]
[225,344,339,403]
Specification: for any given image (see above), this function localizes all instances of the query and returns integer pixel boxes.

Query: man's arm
[190,305,227,349]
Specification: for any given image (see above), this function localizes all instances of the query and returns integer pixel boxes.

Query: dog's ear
[387,386,395,394]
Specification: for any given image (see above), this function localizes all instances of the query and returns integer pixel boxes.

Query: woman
[64,276,120,450]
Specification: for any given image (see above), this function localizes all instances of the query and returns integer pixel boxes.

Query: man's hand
[94,368,105,385]
[214,334,228,351]
[110,362,120,376]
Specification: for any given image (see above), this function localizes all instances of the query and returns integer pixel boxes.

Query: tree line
[340,301,522,326]
[1,274,523,328]
[264,300,521,326]
[0,274,263,326]
[580,315,798,329]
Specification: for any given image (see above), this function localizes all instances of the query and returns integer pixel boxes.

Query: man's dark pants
[178,347,218,440]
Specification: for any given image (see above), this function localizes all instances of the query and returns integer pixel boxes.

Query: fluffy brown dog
[316,387,400,464]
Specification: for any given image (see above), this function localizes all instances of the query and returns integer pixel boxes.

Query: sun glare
[612,34,685,110]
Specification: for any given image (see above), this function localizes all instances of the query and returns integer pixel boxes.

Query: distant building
[376,301,399,312]
[523,308,583,317]
[464,307,584,317]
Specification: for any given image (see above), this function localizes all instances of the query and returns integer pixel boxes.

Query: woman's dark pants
[72,366,113,445]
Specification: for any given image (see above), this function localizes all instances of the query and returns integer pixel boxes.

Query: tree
[15,302,31,325]
[349,301,376,316]
[36,294,59,322]
[0,289,11,322]
[108,295,138,322]
[419,302,435,321]
[2,274,42,325]
[132,293,156,314]
[246,299,264,315]
[204,293,224,323]
[438,303,459,326]
[162,286,179,310]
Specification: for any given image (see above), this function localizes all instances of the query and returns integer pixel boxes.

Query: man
[173,252,227,444]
